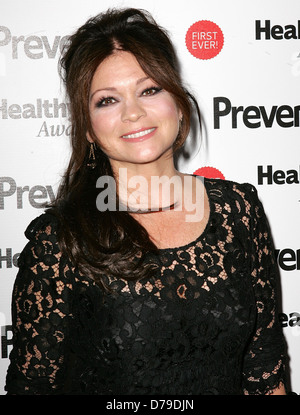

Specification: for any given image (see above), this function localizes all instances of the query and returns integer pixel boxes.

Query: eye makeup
[94,85,163,108]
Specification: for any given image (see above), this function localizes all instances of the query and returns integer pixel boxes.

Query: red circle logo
[194,166,225,180]
[185,20,224,60]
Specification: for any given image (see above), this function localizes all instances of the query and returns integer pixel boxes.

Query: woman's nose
[121,98,147,122]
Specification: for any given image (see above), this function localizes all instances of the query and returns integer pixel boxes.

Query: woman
[5,8,287,395]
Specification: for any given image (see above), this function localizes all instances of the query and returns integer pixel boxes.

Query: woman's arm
[240,184,287,395]
[5,214,74,395]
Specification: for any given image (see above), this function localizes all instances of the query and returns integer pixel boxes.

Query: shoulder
[203,177,269,237]
[203,176,257,195]
[17,210,62,270]
[24,210,60,241]
[203,177,260,211]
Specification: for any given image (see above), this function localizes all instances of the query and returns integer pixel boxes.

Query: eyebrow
[89,76,150,101]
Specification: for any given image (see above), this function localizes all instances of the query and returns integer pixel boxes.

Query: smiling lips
[121,127,156,142]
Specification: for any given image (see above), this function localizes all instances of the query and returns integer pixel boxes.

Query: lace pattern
[5,178,287,395]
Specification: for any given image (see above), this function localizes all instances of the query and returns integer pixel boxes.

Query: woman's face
[88,51,182,171]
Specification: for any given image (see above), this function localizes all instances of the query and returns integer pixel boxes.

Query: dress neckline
[158,176,214,252]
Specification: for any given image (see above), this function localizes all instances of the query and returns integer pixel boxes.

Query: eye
[95,96,117,108]
[141,86,163,97]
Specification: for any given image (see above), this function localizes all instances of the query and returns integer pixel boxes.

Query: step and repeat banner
[0,0,299,394]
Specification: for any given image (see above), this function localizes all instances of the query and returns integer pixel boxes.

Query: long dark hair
[51,8,201,290]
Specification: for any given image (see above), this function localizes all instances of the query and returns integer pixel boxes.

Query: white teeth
[122,128,155,139]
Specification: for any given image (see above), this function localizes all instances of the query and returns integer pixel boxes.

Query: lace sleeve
[241,185,287,395]
[5,214,74,395]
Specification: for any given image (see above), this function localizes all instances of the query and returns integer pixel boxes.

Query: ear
[178,109,183,123]
[86,132,94,143]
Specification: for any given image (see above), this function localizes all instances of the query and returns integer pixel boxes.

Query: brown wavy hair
[51,8,201,289]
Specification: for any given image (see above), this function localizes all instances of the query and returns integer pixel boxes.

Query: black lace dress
[5,178,287,395]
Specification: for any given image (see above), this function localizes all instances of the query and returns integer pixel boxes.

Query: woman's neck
[111,159,183,213]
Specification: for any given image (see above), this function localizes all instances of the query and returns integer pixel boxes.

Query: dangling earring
[87,142,97,169]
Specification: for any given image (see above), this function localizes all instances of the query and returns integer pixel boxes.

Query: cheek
[154,97,181,125]
[91,114,109,134]
[90,112,118,144]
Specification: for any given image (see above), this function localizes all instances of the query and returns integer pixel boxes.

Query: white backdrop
[0,0,299,394]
